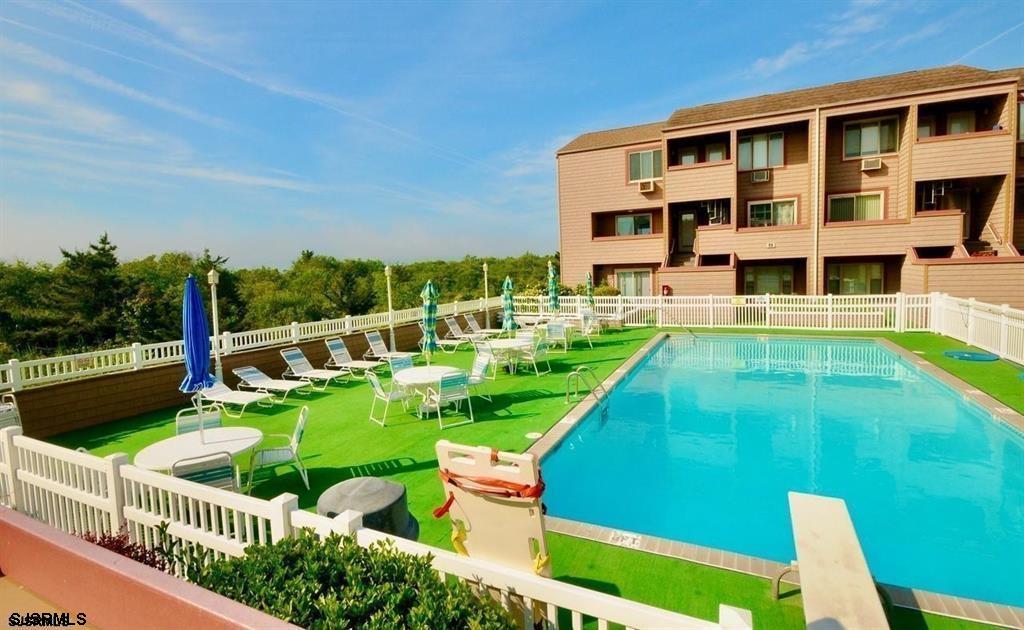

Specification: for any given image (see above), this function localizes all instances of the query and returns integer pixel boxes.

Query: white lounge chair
[280,347,346,391]
[367,371,411,427]
[175,405,222,435]
[363,330,417,363]
[0,393,21,429]
[233,366,310,401]
[464,313,504,337]
[444,316,486,342]
[247,406,310,492]
[172,452,239,492]
[197,382,274,418]
[419,321,466,354]
[426,372,474,430]
[324,337,380,378]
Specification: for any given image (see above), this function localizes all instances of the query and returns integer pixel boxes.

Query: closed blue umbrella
[501,276,517,332]
[180,275,215,394]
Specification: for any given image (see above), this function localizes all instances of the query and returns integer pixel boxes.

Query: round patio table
[393,366,462,417]
[483,338,532,374]
[134,427,263,471]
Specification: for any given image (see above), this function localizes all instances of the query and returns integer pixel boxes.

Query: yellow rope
[532,552,550,575]
[451,520,468,556]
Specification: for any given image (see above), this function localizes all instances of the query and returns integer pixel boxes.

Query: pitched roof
[666,65,1018,129]
[557,121,664,155]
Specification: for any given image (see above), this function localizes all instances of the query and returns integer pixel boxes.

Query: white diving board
[788,492,889,630]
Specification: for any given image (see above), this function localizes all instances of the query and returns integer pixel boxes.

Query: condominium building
[557,65,1024,307]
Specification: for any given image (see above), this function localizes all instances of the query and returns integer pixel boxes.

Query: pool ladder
[565,366,608,405]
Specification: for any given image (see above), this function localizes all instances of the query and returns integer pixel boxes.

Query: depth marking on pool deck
[534,333,1024,627]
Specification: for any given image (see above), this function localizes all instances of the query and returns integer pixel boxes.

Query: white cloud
[115,0,245,53]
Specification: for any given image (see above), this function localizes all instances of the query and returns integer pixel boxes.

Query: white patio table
[134,427,263,471]
[482,338,533,373]
[393,365,462,417]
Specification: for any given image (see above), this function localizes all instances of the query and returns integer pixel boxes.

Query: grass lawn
[51,326,1018,630]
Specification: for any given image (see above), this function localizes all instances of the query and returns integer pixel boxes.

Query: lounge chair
[464,313,504,337]
[196,382,274,418]
[366,371,411,427]
[426,372,474,430]
[419,321,467,354]
[175,405,222,435]
[247,406,310,492]
[172,452,239,492]
[444,316,486,342]
[324,337,380,378]
[363,330,417,363]
[233,366,310,401]
[0,393,21,429]
[280,347,346,391]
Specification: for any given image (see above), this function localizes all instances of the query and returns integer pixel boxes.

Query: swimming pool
[542,335,1024,607]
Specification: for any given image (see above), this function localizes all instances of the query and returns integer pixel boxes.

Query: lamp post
[206,268,223,382]
[385,265,396,352]
[482,262,490,328]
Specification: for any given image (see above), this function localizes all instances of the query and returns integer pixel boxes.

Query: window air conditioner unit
[861,157,883,171]
[637,179,656,193]
[750,170,770,183]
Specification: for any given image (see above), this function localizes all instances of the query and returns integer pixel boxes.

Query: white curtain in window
[774,200,796,225]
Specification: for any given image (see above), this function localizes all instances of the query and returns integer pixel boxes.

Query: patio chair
[419,321,466,354]
[233,366,310,401]
[472,340,506,378]
[578,312,598,349]
[426,372,474,430]
[464,313,503,337]
[196,382,274,418]
[363,330,417,363]
[444,316,486,342]
[468,353,492,401]
[174,405,222,435]
[280,347,346,391]
[521,340,552,376]
[172,452,239,492]
[515,329,536,343]
[0,393,21,429]
[366,371,411,427]
[545,322,570,353]
[324,337,381,378]
[247,406,310,492]
[388,354,414,377]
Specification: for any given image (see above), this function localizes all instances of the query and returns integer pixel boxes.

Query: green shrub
[190,530,514,629]
[593,283,620,296]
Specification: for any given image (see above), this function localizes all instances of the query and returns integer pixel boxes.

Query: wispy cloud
[115,0,245,53]
[0,37,231,129]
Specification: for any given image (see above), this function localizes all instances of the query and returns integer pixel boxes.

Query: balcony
[913,131,1013,180]
[665,160,735,203]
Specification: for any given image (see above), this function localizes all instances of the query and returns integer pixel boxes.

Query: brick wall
[16,310,497,439]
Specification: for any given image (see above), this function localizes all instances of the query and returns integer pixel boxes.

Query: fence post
[966,298,976,346]
[0,426,24,511]
[268,492,299,542]
[764,293,772,328]
[617,295,624,320]
[344,315,353,334]
[7,360,21,392]
[999,304,1010,356]
[105,453,128,532]
[928,292,941,334]
[894,292,905,333]
[290,322,300,343]
[707,295,714,328]
[656,295,664,328]
[222,331,233,355]
[131,343,143,370]
[454,300,460,315]
[333,509,364,534]
[827,294,834,330]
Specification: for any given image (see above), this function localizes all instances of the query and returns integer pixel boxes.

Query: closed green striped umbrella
[420,280,438,361]
[585,272,595,308]
[547,260,560,313]
[501,276,517,332]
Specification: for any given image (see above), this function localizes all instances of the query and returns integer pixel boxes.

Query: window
[917,116,934,139]
[828,192,883,222]
[844,117,898,158]
[827,263,884,295]
[700,199,730,225]
[738,132,784,170]
[747,199,796,228]
[1018,100,1023,141]
[628,149,663,182]
[616,269,652,296]
[706,142,727,162]
[615,213,652,236]
[947,111,975,135]
[677,146,697,166]
[744,266,794,295]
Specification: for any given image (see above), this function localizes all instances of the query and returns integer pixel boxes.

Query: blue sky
[1,0,1022,267]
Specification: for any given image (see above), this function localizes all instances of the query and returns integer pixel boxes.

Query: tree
[49,234,126,349]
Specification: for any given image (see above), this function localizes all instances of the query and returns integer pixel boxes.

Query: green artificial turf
[50,327,1018,630]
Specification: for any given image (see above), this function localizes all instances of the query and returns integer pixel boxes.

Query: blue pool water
[542,336,1024,607]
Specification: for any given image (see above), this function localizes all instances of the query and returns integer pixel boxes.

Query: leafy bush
[190,530,514,629]
[80,530,166,572]
[593,283,621,296]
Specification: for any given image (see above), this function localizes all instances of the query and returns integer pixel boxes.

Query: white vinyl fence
[0,426,751,630]
[2,292,1020,393]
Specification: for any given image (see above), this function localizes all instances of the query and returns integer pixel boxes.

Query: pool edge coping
[531,331,1024,628]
